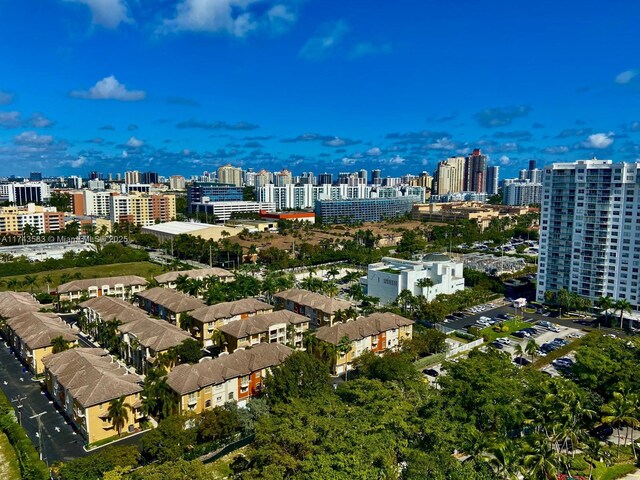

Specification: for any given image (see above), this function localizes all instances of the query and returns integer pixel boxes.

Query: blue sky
[1,0,639,179]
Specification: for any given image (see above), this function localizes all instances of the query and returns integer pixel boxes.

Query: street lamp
[29,411,46,462]
[11,395,26,425]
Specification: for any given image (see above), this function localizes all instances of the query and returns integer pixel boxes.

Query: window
[228,392,234,401]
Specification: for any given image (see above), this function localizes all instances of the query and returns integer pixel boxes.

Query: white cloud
[341,157,356,165]
[64,0,131,28]
[0,91,14,105]
[382,155,405,165]
[299,20,349,60]
[13,131,54,146]
[70,75,146,101]
[366,147,382,156]
[324,137,347,147]
[583,132,614,149]
[615,69,637,84]
[29,113,54,128]
[126,136,144,148]
[499,155,511,165]
[69,156,87,168]
[161,0,296,37]
[0,111,22,128]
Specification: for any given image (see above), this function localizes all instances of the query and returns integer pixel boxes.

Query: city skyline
[1,0,640,178]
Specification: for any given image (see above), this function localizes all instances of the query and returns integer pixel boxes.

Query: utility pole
[29,411,46,462]
[209,244,212,267]
[11,395,26,425]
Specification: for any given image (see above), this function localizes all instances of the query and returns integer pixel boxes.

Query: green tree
[197,406,240,443]
[57,445,140,480]
[614,298,632,329]
[127,459,210,480]
[140,415,197,463]
[265,352,330,404]
[51,335,71,354]
[525,339,538,363]
[171,338,203,364]
[601,391,639,459]
[416,277,435,300]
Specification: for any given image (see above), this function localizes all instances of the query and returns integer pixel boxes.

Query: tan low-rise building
[135,287,205,328]
[218,310,310,352]
[5,312,78,375]
[167,343,292,413]
[0,291,41,319]
[42,348,144,445]
[187,298,273,347]
[273,288,352,328]
[412,202,531,231]
[57,276,148,303]
[315,312,414,375]
[154,268,235,288]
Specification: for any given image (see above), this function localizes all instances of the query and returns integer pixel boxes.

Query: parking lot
[0,341,87,464]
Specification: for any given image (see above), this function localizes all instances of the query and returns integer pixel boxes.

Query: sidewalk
[621,470,640,480]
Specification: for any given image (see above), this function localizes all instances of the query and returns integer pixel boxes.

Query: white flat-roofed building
[366,254,464,305]
[141,221,243,242]
[189,201,276,222]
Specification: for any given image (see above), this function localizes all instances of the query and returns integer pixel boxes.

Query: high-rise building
[29,172,42,181]
[371,169,382,185]
[537,159,640,312]
[528,160,537,171]
[338,172,350,185]
[435,156,465,194]
[87,179,105,191]
[217,164,243,187]
[465,149,488,193]
[486,166,500,195]
[109,193,176,227]
[141,171,159,184]
[299,172,315,185]
[89,171,103,181]
[125,170,140,184]
[502,180,541,205]
[254,170,272,188]
[0,203,64,234]
[275,169,293,187]
[318,173,333,185]
[0,182,51,205]
[169,175,186,190]
[358,169,368,184]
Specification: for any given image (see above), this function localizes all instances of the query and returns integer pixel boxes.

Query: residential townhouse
[167,343,292,413]
[188,298,273,347]
[79,296,192,374]
[0,291,41,319]
[154,267,235,289]
[42,348,144,445]
[273,288,352,328]
[217,310,310,352]
[57,275,148,303]
[315,312,414,375]
[5,312,78,375]
[134,287,205,328]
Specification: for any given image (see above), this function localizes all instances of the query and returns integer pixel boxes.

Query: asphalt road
[0,340,87,464]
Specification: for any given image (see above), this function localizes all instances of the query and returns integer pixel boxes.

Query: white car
[496,337,511,345]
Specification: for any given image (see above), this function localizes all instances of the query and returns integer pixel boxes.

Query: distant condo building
[109,192,176,227]
[125,170,141,184]
[189,201,276,222]
[169,175,186,190]
[187,182,244,205]
[0,203,65,234]
[217,164,243,187]
[465,149,488,192]
[486,166,499,195]
[0,181,51,205]
[502,180,542,206]
[314,196,420,224]
[435,156,466,194]
[537,159,640,312]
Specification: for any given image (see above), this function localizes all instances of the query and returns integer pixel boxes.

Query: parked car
[496,313,510,320]
[523,328,538,335]
[489,341,504,350]
[513,357,532,366]
[496,337,511,345]
[513,331,528,339]
[553,338,569,346]
[590,424,614,440]
[423,368,440,377]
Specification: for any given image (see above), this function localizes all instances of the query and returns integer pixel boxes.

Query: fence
[445,338,483,357]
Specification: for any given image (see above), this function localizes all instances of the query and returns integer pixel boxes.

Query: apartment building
[109,192,176,227]
[217,164,243,187]
[217,310,310,352]
[435,156,466,194]
[0,181,51,205]
[502,180,542,206]
[314,196,420,224]
[188,298,273,347]
[273,288,352,328]
[169,175,186,190]
[134,287,205,328]
[0,203,64,234]
[189,200,276,222]
[5,312,78,375]
[57,275,148,303]
[154,267,235,289]
[315,312,414,375]
[167,343,292,413]
[366,255,465,304]
[71,190,114,217]
[537,160,640,312]
[43,349,144,445]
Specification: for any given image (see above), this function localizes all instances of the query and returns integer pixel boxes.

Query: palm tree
[336,335,352,380]
[325,266,340,281]
[42,274,54,294]
[416,278,435,300]
[513,343,524,365]
[174,274,191,294]
[7,279,19,292]
[22,275,39,293]
[324,282,339,327]
[525,339,538,363]
[461,428,492,468]
[209,329,227,354]
[302,331,319,355]
[51,335,71,354]
[523,437,559,480]
[107,395,132,437]
[601,391,639,459]
[613,299,632,329]
[595,296,614,328]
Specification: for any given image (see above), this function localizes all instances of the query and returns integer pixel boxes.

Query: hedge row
[0,389,49,480]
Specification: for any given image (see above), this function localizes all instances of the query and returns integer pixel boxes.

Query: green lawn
[0,431,20,480]
[592,462,637,480]
[480,319,530,343]
[0,262,164,293]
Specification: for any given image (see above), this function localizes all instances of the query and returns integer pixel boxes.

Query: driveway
[0,341,87,464]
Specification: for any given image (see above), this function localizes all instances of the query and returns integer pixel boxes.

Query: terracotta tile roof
[273,288,352,315]
[57,276,148,294]
[135,287,205,313]
[6,312,78,350]
[189,298,272,325]
[0,292,40,318]
[155,268,234,284]
[79,296,149,324]
[167,343,292,395]
[218,310,308,339]
[42,348,142,408]
[118,317,193,352]
[315,312,413,345]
